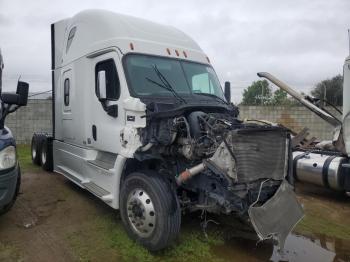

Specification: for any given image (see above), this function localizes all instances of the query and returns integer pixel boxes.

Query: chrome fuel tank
[293,151,347,191]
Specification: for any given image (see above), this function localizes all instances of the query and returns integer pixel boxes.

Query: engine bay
[136,106,292,216]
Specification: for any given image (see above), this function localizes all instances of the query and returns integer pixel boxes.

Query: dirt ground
[0,170,121,262]
[1,166,350,261]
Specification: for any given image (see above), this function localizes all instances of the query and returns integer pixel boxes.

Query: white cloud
[0,0,349,102]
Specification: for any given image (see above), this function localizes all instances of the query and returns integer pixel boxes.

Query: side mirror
[1,81,29,106]
[224,81,231,102]
[2,93,20,104]
[16,81,29,106]
[97,70,107,100]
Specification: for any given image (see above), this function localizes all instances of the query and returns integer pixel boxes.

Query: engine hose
[176,162,206,185]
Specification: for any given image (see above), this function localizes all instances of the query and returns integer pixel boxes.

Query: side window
[64,78,70,106]
[95,59,120,100]
[66,27,77,53]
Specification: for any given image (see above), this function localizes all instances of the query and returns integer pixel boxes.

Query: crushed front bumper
[248,180,304,250]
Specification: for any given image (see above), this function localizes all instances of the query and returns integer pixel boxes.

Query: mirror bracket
[106,104,118,118]
[224,81,231,103]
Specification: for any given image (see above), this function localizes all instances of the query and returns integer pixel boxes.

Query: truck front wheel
[119,171,181,251]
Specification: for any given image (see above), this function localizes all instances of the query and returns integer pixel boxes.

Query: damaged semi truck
[258,54,350,193]
[31,10,303,251]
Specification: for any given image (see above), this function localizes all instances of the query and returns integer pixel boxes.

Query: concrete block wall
[239,105,341,141]
[3,100,340,144]
[6,100,52,144]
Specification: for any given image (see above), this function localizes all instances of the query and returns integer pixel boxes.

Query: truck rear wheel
[40,138,53,171]
[119,171,181,251]
[31,134,42,165]
[31,133,48,165]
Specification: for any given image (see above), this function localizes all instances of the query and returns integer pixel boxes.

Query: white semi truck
[258,55,350,193]
[31,10,303,251]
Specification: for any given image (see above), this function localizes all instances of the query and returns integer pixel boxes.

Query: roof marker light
[206,56,211,63]
[175,50,180,56]
[166,48,171,55]
[130,43,134,50]
[183,51,187,58]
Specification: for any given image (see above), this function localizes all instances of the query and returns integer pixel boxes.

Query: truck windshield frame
[123,54,225,101]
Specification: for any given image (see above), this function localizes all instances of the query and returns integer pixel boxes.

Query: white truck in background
[31,10,303,251]
[258,54,350,193]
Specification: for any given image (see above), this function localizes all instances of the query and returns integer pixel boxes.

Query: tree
[271,89,290,105]
[241,80,272,105]
[311,75,343,106]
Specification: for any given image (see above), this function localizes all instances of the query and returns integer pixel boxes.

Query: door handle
[92,125,97,141]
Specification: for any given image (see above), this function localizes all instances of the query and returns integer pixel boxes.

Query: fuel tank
[293,151,348,191]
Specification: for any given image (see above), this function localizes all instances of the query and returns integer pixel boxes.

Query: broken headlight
[0,146,16,170]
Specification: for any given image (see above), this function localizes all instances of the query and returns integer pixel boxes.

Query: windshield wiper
[193,92,229,105]
[145,65,187,104]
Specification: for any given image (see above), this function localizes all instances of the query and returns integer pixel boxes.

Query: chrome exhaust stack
[257,72,346,154]
[257,72,341,128]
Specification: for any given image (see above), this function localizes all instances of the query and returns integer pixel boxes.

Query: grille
[227,128,289,183]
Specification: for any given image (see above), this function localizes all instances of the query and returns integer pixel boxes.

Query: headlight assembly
[0,146,17,170]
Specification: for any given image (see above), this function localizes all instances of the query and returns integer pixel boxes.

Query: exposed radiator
[228,128,289,183]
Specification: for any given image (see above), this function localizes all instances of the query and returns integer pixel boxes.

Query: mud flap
[248,180,304,250]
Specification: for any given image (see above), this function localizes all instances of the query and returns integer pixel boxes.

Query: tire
[40,138,53,171]
[31,133,47,165]
[31,134,41,165]
[0,166,21,215]
[119,171,181,251]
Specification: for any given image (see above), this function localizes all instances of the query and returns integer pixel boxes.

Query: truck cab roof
[53,10,209,69]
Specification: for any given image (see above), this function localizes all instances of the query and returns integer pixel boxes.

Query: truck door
[87,51,124,154]
[62,69,75,142]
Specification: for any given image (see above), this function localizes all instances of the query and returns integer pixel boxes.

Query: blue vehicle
[0,49,29,215]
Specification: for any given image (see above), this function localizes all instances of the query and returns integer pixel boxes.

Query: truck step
[87,159,114,170]
[82,181,111,198]
[87,151,117,170]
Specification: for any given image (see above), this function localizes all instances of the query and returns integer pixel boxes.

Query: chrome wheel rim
[126,188,156,238]
[32,147,36,159]
[41,150,46,164]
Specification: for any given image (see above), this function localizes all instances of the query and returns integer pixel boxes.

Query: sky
[0,0,349,102]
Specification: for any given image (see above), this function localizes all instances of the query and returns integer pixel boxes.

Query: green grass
[294,198,350,240]
[0,242,23,262]
[17,144,350,259]
[67,213,224,262]
[295,214,350,240]
[15,145,225,261]
[17,144,41,173]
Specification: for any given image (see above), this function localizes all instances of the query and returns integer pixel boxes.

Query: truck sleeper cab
[31,10,303,251]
